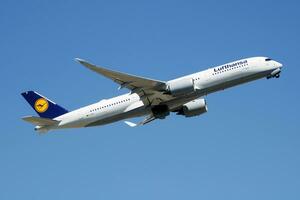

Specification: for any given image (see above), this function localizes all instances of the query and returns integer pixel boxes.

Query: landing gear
[267,72,281,79]
[151,105,170,119]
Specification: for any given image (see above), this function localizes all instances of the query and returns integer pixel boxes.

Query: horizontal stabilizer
[22,116,60,126]
[124,115,156,127]
[124,121,138,127]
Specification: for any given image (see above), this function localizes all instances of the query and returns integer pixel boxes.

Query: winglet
[124,121,138,127]
[75,58,86,64]
[75,58,91,67]
[75,58,101,73]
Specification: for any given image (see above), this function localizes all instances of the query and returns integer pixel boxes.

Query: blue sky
[1,0,300,199]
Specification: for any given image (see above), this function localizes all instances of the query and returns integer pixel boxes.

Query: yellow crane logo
[34,98,49,113]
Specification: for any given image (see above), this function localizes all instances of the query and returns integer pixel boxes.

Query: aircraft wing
[76,58,173,106]
[75,58,166,91]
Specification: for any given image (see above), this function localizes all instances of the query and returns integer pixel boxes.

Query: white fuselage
[42,56,282,131]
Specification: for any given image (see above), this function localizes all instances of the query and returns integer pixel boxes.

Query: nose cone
[275,61,283,68]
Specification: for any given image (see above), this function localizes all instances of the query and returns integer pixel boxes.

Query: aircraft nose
[275,61,283,68]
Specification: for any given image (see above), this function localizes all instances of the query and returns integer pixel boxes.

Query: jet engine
[166,78,195,96]
[177,98,208,117]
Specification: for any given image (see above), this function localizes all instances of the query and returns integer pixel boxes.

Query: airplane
[21,56,282,133]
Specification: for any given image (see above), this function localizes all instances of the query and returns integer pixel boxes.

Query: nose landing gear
[267,69,281,79]
[267,73,280,79]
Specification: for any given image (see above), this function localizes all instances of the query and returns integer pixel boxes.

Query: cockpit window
[265,58,272,61]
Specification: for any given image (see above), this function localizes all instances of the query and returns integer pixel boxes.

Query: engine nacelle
[166,78,195,96]
[177,98,208,117]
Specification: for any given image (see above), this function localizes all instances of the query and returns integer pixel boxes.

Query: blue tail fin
[21,91,68,119]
